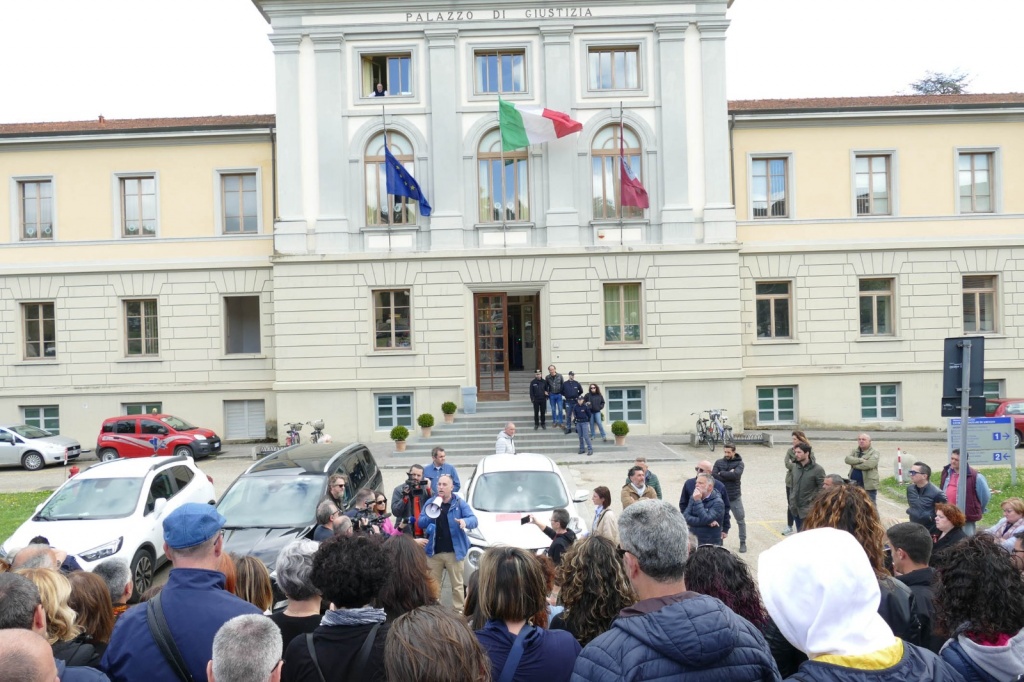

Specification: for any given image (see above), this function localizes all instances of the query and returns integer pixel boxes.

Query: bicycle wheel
[724,426,734,446]
[706,425,716,452]
[695,420,706,446]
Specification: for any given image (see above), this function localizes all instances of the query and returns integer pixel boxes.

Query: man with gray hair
[269,540,322,650]
[0,628,60,682]
[313,500,342,542]
[207,615,283,682]
[822,474,847,491]
[683,473,725,547]
[573,500,780,680]
[93,559,133,620]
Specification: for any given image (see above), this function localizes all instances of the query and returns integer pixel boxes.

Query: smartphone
[521,515,531,525]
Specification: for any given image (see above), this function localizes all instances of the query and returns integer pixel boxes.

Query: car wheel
[129,548,155,603]
[99,448,119,462]
[1016,431,1022,449]
[21,451,45,471]
[173,445,193,458]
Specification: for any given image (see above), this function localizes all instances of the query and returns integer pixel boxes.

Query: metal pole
[957,340,971,514]
[618,102,624,247]
[382,105,392,251]
[499,98,508,249]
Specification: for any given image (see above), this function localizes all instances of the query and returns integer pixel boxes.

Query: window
[603,283,642,343]
[364,131,419,226]
[861,383,899,420]
[225,296,261,354]
[963,275,996,333]
[222,173,258,233]
[374,290,411,349]
[592,124,644,220]
[24,406,60,434]
[376,394,412,429]
[983,380,1004,400]
[362,53,411,96]
[478,128,529,223]
[587,47,639,90]
[855,155,890,215]
[171,465,195,491]
[607,387,644,423]
[958,152,992,213]
[145,471,177,514]
[125,299,159,356]
[120,176,157,237]
[757,387,796,424]
[755,281,791,339]
[751,158,788,218]
[124,403,162,416]
[859,279,894,336]
[474,50,525,94]
[22,302,56,360]
[19,180,53,240]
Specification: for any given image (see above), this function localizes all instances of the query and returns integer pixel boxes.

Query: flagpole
[619,101,624,247]
[498,97,507,248]
[380,105,394,251]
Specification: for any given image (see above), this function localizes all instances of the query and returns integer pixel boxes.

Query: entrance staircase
[398,371,623,459]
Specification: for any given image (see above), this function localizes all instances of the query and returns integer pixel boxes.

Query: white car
[1,455,215,600]
[462,453,590,580]
[0,424,82,471]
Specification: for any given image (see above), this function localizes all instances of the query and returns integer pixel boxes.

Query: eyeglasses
[330,510,343,518]
[695,467,709,474]
[908,470,921,476]
[1013,549,1024,556]
[375,500,387,506]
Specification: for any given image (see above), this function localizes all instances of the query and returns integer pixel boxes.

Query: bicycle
[708,409,734,447]
[307,419,325,444]
[284,422,304,446]
[692,412,716,452]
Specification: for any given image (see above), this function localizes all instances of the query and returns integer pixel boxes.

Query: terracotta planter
[614,435,626,446]
[443,413,455,424]
[421,426,432,438]
[395,440,407,452]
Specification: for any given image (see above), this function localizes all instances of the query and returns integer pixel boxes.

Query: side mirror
[152,498,168,516]
[573,489,589,503]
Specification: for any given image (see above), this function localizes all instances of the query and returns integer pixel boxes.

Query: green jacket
[784,448,797,488]
[788,454,825,519]
[845,445,880,491]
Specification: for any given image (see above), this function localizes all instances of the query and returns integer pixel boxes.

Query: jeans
[794,516,804,532]
[785,486,794,527]
[427,552,465,614]
[549,394,564,425]
[730,496,747,543]
[964,521,977,536]
[590,412,606,438]
[532,400,547,427]
[577,421,593,452]
[866,489,877,506]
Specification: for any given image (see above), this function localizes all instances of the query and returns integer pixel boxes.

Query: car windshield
[9,424,52,439]
[37,477,144,520]
[218,475,324,527]
[471,472,569,512]
[161,416,196,431]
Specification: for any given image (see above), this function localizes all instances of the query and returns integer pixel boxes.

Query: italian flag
[499,98,583,151]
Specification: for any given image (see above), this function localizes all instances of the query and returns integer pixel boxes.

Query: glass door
[474,293,509,400]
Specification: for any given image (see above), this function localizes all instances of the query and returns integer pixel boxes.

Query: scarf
[321,605,387,627]
[630,482,647,497]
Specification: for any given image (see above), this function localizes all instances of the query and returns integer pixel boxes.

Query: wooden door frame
[474,292,510,400]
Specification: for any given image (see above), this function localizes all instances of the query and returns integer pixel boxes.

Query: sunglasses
[908,470,921,476]
[375,500,387,505]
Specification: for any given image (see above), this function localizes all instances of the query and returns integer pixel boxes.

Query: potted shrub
[441,401,457,424]
[611,420,629,446]
[390,425,410,452]
[417,413,435,438]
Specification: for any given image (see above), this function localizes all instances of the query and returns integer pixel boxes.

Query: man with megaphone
[419,474,478,615]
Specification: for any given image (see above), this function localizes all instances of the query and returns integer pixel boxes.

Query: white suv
[1,456,215,600]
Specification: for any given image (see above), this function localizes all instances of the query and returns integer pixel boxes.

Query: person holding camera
[392,464,432,543]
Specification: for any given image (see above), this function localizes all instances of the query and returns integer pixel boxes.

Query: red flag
[619,120,649,209]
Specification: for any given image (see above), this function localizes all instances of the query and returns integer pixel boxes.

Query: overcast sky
[1,0,1021,124]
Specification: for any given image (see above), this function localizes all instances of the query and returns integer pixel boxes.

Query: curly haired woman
[551,535,636,645]
[803,485,923,648]
[933,533,1024,680]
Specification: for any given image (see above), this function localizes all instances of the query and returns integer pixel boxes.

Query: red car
[97,414,222,461]
[985,399,1024,448]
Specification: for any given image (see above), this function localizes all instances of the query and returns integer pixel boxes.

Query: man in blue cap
[101,503,261,682]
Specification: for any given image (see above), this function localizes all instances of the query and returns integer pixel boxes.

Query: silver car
[0,424,82,471]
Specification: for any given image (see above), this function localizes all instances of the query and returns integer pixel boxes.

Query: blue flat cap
[163,503,226,549]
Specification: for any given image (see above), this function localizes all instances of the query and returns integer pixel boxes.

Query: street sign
[940,396,986,417]
[946,417,1015,464]
[942,336,984,399]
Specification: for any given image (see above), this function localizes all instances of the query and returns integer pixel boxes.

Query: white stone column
[540,25,580,246]
[655,21,695,244]
[271,34,307,254]
[312,33,351,253]
[424,27,465,250]
[698,21,737,243]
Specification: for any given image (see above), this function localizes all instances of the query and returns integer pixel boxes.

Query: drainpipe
[728,113,736,207]
[269,125,278,223]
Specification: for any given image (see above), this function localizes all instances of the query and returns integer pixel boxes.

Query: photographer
[392,464,432,542]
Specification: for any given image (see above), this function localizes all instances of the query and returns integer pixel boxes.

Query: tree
[909,70,972,95]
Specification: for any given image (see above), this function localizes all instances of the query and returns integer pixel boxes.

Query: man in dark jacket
[683,474,725,547]
[391,464,432,539]
[572,499,781,681]
[530,508,577,566]
[906,462,946,535]
[887,522,943,654]
[529,369,548,429]
[679,460,731,539]
[561,371,583,433]
[713,445,747,553]
[102,504,262,682]
[788,443,824,531]
[545,365,565,428]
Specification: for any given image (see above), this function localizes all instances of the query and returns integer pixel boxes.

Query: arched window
[365,131,418,226]
[591,124,644,220]
[477,128,529,223]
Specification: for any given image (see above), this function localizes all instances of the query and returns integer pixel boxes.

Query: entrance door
[474,293,509,400]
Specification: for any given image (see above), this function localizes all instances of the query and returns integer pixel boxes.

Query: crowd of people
[2,431,1024,681]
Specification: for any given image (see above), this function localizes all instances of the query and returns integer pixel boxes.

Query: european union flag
[384,146,431,217]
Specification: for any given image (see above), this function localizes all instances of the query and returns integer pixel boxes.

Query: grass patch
[0,491,52,547]
[880,467,1024,528]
